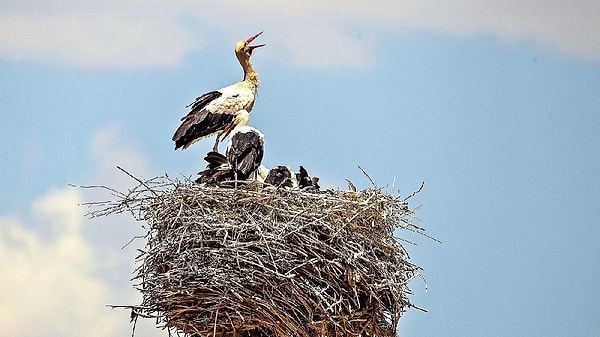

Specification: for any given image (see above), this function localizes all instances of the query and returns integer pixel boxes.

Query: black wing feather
[297,166,320,191]
[265,166,293,187]
[173,110,236,149]
[204,151,229,169]
[297,165,312,188]
[227,131,264,178]
[196,151,233,185]
[172,90,229,149]
[186,91,222,116]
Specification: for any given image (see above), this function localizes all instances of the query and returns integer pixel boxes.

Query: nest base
[87,174,428,337]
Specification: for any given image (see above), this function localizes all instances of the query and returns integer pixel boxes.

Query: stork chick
[196,151,233,185]
[226,125,265,181]
[265,166,297,188]
[296,166,320,191]
[196,125,265,185]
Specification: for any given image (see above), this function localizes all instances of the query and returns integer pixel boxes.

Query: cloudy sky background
[1,1,599,336]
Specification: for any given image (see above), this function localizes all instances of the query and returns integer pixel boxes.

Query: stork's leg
[233,162,238,189]
[212,134,221,152]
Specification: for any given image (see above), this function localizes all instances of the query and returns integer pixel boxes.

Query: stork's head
[235,31,265,60]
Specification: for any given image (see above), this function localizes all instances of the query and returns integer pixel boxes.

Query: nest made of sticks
[85,170,429,337]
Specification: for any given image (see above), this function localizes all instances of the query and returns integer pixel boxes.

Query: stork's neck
[240,58,259,91]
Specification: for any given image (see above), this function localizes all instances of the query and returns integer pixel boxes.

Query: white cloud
[1,1,599,68]
[393,1,600,59]
[0,189,121,337]
[83,124,156,270]
[0,125,167,337]
[0,4,199,67]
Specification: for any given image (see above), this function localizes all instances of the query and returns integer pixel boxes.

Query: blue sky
[1,2,599,336]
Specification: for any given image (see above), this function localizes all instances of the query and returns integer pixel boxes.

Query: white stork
[296,165,320,191]
[196,151,233,184]
[264,165,320,190]
[196,125,265,184]
[226,125,265,180]
[173,32,265,152]
[265,166,297,188]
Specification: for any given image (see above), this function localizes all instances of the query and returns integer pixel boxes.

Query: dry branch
[84,172,429,337]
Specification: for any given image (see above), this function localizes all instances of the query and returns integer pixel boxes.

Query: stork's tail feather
[204,151,229,168]
[196,151,234,185]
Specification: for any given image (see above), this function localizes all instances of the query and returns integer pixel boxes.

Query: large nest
[86,170,429,337]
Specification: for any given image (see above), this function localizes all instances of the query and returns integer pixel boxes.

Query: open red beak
[246,31,265,52]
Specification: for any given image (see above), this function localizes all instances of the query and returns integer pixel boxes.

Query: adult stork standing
[173,32,265,152]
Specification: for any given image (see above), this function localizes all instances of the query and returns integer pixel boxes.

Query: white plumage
[173,32,264,152]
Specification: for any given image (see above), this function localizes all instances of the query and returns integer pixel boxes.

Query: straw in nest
[83,168,430,337]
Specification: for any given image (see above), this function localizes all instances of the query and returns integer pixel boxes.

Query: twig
[403,181,425,202]
[121,235,145,249]
[117,165,158,197]
[357,165,376,187]
[84,170,434,337]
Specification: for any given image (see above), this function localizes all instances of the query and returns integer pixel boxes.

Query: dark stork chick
[296,165,320,191]
[265,165,297,188]
[196,151,233,184]
[173,32,265,152]
[226,125,265,181]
